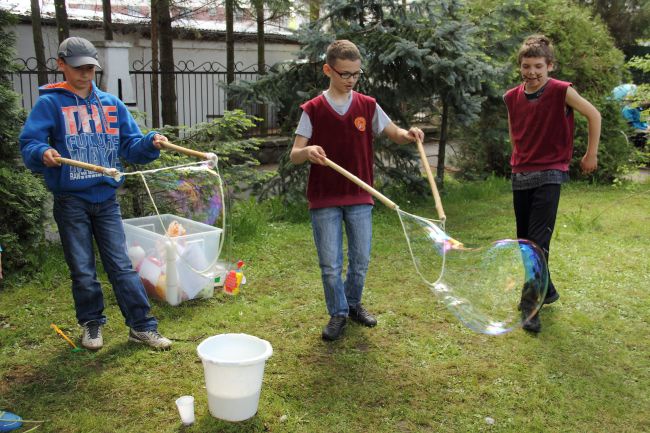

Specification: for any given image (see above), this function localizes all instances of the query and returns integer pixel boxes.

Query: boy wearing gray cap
[20,37,173,350]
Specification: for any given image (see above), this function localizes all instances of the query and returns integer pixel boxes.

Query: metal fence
[4,57,276,130]
[131,60,277,129]
[6,58,103,110]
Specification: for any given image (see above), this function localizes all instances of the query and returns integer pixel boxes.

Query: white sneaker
[81,323,103,350]
[128,329,172,350]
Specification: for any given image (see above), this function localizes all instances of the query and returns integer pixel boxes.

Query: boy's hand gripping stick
[159,139,218,167]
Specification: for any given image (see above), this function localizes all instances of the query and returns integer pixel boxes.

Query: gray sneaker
[128,329,172,350]
[81,322,103,350]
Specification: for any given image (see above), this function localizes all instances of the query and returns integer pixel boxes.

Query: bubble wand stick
[414,138,464,249]
[53,157,122,181]
[324,156,462,249]
[324,158,398,210]
[158,139,218,168]
[415,138,446,222]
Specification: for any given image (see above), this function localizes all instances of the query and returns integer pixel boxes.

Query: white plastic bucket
[197,334,273,422]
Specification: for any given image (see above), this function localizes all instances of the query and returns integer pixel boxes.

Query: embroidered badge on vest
[354,116,366,132]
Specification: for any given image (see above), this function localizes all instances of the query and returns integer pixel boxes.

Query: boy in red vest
[291,40,424,341]
[504,35,601,333]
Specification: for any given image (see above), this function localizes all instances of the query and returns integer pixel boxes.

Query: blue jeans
[53,194,157,331]
[310,205,373,317]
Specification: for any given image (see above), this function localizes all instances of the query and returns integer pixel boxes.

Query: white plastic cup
[197,334,273,422]
[175,395,195,425]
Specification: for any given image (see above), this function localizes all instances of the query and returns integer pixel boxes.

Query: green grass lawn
[1,179,648,433]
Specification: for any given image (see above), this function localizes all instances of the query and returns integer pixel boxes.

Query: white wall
[10,23,299,68]
[9,22,299,127]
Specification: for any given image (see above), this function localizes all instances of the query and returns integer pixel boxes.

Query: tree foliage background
[575,0,650,52]
[233,0,637,201]
[0,10,48,278]
[456,0,631,182]
[232,0,495,201]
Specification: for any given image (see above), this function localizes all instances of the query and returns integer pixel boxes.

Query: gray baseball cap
[57,37,101,68]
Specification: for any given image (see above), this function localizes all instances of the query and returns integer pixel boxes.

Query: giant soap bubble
[398,210,548,335]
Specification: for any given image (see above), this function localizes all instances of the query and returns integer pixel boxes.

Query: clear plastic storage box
[123,214,223,306]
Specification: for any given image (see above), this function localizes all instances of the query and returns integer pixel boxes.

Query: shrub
[0,10,48,278]
[457,0,633,182]
[0,168,48,274]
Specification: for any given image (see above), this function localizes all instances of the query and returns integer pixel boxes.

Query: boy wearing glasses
[291,39,424,341]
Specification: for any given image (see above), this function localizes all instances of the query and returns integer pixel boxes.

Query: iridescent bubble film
[132,165,224,227]
[398,209,548,335]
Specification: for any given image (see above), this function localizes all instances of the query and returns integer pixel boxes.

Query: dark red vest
[301,91,376,209]
[504,78,574,173]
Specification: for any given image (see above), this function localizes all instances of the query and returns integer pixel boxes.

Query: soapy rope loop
[55,140,226,277]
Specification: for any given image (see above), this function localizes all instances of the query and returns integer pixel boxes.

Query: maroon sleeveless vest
[301,91,376,209]
[504,78,574,173]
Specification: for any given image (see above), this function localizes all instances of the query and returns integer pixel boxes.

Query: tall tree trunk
[226,0,235,110]
[309,0,320,21]
[102,0,114,41]
[53,0,69,44]
[30,0,48,86]
[436,100,449,189]
[158,0,177,127]
[150,0,160,129]
[358,0,365,27]
[255,0,267,134]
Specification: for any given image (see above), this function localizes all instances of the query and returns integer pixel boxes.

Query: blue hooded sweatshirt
[20,81,160,203]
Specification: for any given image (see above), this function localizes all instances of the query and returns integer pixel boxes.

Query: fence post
[94,41,136,105]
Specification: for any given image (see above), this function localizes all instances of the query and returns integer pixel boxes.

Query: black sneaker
[322,316,347,341]
[522,311,541,333]
[543,291,560,305]
[348,304,377,327]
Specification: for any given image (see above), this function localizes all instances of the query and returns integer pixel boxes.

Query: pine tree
[0,10,48,276]
[231,0,493,200]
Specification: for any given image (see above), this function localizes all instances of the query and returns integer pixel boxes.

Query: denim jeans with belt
[53,194,157,331]
[310,204,373,317]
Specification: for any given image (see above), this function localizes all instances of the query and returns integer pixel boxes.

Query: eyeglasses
[329,66,363,80]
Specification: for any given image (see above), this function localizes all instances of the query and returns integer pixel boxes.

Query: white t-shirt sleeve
[296,102,391,138]
[373,103,392,135]
[295,111,313,139]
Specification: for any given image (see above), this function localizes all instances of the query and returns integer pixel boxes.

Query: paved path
[622,167,650,183]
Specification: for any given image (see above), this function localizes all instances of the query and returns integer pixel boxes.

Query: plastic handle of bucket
[197,334,273,366]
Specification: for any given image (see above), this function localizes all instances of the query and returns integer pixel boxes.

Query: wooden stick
[415,138,446,221]
[55,157,108,175]
[159,139,210,160]
[54,157,120,180]
[324,158,398,210]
